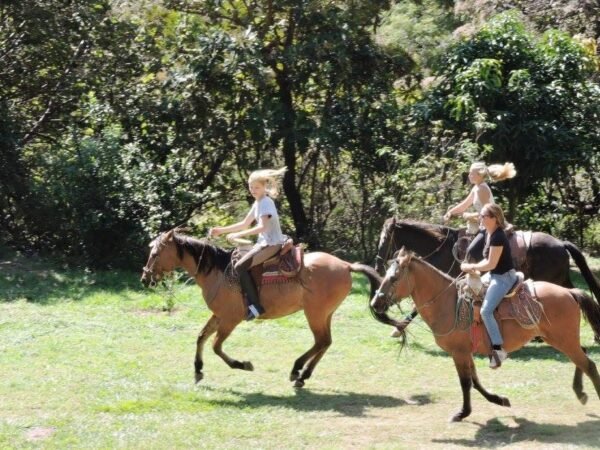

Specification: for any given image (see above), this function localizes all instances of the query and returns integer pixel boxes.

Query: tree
[165,0,412,247]
[411,11,600,218]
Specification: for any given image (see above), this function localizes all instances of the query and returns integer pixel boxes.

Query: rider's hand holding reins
[461,262,478,274]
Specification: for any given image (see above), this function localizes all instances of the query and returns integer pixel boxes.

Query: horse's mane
[407,250,455,283]
[393,219,454,243]
[172,233,233,274]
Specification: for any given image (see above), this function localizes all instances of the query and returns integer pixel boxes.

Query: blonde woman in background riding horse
[444,161,516,262]
[209,167,287,320]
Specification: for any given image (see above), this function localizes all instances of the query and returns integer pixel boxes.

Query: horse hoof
[242,361,254,371]
[501,397,511,407]
[290,371,299,382]
[195,372,204,383]
[294,380,305,388]
[578,393,588,405]
[450,412,465,422]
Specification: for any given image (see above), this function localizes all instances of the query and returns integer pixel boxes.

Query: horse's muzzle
[140,270,156,288]
[370,291,388,313]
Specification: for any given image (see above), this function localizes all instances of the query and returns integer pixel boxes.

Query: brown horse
[370,248,600,421]
[141,229,381,388]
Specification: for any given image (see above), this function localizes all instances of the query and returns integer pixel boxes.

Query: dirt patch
[25,426,55,441]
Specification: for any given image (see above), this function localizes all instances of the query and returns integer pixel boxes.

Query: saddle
[459,273,544,355]
[231,239,304,287]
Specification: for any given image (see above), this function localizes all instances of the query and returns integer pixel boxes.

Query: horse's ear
[164,229,174,241]
[399,246,407,256]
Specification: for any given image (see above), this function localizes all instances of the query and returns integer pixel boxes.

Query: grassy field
[1,252,600,449]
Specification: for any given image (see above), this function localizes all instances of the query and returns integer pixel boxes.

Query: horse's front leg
[450,352,474,422]
[194,314,219,383]
[212,319,253,371]
[470,355,511,407]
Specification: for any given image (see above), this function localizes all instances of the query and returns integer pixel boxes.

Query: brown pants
[234,244,282,272]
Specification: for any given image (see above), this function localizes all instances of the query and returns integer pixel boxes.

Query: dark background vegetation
[1,0,598,269]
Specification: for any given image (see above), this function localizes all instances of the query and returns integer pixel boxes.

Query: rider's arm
[445,189,475,219]
[210,210,255,236]
[463,245,503,272]
[230,215,270,239]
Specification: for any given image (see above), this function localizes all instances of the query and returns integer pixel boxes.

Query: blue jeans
[481,269,517,346]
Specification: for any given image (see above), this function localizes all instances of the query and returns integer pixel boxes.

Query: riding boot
[239,270,264,320]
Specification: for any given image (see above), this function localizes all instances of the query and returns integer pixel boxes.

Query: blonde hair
[481,203,508,229]
[470,162,516,182]
[248,167,287,198]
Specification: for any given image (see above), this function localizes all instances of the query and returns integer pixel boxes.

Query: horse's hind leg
[212,320,253,371]
[549,338,600,403]
[470,357,511,407]
[194,314,219,383]
[570,347,600,404]
[291,313,333,388]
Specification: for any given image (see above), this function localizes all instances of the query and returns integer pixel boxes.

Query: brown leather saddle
[230,239,304,287]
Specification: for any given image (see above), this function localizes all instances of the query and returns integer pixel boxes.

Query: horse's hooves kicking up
[290,371,299,382]
[195,372,204,383]
[578,393,588,405]
[294,379,305,388]
[242,361,254,371]
[501,397,511,407]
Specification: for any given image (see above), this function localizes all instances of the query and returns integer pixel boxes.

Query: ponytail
[486,163,516,182]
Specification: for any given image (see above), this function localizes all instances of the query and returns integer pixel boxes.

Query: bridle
[376,254,463,317]
[142,236,167,287]
[143,231,223,305]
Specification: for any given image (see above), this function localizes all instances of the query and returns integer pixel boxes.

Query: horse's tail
[563,241,600,302]
[350,263,405,329]
[570,288,600,339]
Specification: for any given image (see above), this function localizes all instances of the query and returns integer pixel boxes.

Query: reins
[388,257,466,337]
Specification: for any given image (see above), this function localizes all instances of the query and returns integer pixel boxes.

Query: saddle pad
[495,280,543,328]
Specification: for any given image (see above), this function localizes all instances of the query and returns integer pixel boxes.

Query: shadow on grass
[416,341,600,362]
[199,386,431,417]
[434,414,600,448]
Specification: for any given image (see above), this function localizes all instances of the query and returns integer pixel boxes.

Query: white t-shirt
[249,196,285,246]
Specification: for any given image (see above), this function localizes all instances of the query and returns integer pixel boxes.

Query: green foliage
[407,11,600,223]
[1,2,598,266]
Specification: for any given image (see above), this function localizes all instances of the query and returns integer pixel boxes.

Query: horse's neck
[410,260,456,325]
[397,226,452,254]
[180,252,228,306]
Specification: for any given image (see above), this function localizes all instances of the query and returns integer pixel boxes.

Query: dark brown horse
[376,218,600,300]
[141,229,381,388]
[370,248,600,421]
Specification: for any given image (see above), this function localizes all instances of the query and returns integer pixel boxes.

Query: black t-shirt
[483,228,514,274]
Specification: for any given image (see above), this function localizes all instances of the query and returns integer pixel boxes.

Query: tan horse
[370,248,600,421]
[141,229,381,388]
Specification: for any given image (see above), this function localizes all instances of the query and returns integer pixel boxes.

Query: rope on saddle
[508,280,544,329]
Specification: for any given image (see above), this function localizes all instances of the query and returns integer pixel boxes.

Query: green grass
[1,253,600,449]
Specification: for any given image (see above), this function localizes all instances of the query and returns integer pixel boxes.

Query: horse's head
[375,217,396,275]
[141,229,179,287]
[370,247,413,314]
